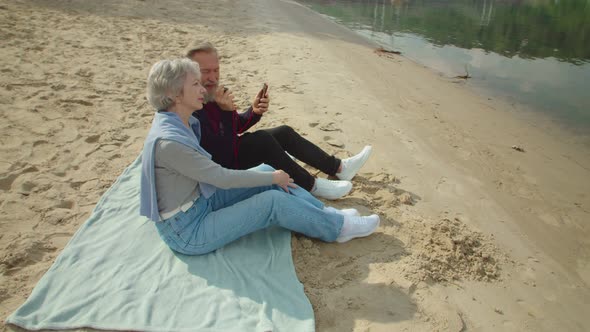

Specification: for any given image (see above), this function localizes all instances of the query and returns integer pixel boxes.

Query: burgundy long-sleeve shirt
[192,102,262,169]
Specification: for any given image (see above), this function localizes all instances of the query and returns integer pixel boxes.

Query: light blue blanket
[6,157,314,332]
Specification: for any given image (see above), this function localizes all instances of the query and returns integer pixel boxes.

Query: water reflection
[298,0,590,130]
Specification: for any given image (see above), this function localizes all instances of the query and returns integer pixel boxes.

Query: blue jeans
[155,168,344,255]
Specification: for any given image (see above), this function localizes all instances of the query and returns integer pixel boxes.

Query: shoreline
[1,0,589,331]
[281,0,590,272]
[296,0,590,142]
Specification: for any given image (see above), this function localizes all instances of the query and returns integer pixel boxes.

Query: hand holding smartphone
[253,83,269,115]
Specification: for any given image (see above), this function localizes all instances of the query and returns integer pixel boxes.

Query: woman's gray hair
[146,58,200,111]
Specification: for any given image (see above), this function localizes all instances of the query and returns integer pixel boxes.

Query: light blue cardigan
[140,112,216,222]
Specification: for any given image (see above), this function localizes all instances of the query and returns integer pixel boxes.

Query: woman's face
[177,71,206,112]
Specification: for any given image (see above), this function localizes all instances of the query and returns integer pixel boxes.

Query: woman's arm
[155,140,273,189]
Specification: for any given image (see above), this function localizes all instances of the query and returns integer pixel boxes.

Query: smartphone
[260,83,268,98]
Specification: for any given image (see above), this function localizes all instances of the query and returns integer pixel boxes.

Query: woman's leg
[209,183,323,211]
[183,190,344,255]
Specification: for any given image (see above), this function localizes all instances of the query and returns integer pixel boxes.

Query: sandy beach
[1,0,589,330]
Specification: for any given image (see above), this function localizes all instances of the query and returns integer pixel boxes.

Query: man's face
[191,51,220,99]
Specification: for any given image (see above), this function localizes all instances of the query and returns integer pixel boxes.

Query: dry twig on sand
[455,65,471,79]
[374,47,402,56]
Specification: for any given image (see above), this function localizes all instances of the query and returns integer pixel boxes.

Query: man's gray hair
[185,42,218,59]
[146,58,200,111]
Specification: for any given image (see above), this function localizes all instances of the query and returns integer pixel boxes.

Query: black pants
[237,125,341,191]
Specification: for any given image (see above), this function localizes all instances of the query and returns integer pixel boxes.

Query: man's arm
[235,86,270,133]
[214,85,270,134]
[235,106,262,134]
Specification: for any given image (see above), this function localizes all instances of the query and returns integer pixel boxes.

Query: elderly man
[187,42,372,200]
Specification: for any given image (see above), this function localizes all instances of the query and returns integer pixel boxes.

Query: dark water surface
[297,0,590,133]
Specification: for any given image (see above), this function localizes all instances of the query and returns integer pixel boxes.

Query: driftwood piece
[454,65,471,79]
[374,47,402,56]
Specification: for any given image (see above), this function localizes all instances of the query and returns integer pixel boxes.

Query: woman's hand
[272,170,297,193]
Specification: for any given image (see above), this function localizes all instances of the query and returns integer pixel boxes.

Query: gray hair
[146,58,200,111]
[185,41,218,59]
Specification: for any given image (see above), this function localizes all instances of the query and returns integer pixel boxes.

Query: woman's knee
[256,189,291,207]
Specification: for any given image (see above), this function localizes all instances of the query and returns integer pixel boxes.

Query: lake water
[297,0,590,133]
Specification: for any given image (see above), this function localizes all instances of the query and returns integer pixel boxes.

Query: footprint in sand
[0,235,57,275]
[75,68,94,78]
[319,122,341,132]
[38,92,56,101]
[60,99,94,107]
[51,83,66,91]
[0,287,9,303]
[46,232,74,250]
[55,200,75,209]
[324,136,344,148]
[25,89,45,100]
[331,284,417,321]
[0,174,19,191]
[100,144,120,153]
[44,208,74,226]
[1,165,40,191]
[520,263,538,287]
[84,134,100,143]
[57,128,80,144]
[108,153,122,161]
[77,179,100,192]
[30,140,53,164]
[276,84,294,93]
[16,180,36,195]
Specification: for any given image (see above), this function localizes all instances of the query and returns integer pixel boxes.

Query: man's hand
[272,170,297,193]
[252,88,270,115]
[215,86,236,111]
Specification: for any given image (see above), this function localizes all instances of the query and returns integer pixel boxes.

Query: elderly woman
[139,58,380,255]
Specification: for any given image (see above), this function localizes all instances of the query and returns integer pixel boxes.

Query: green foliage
[300,0,590,64]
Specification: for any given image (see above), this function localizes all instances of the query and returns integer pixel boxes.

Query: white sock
[323,206,360,217]
[311,178,352,200]
[336,214,380,243]
[336,145,372,181]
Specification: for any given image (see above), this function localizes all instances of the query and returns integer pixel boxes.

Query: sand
[1,0,589,331]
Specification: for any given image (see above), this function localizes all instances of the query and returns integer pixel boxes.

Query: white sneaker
[336,214,380,243]
[311,178,352,200]
[323,206,360,217]
[336,146,372,181]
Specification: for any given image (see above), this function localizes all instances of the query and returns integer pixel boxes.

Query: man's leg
[262,125,341,176]
[238,131,316,191]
